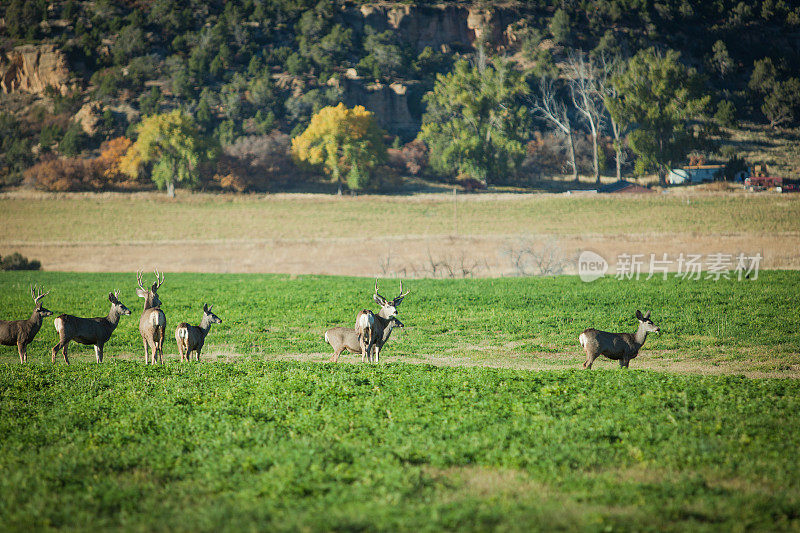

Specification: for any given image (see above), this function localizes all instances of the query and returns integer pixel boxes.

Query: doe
[579,310,660,369]
[175,304,222,362]
[52,290,131,364]
[0,285,52,363]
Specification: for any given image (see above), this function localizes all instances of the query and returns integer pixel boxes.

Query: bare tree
[567,52,604,183]
[597,54,630,181]
[530,78,579,181]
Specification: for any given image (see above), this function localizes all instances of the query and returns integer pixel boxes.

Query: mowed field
[1,272,799,530]
[1,191,799,274]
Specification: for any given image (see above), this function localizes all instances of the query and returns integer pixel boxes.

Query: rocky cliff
[0,44,71,95]
[346,3,518,52]
[341,77,420,138]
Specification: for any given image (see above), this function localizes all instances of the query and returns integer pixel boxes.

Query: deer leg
[142,338,150,364]
[17,342,25,363]
[195,349,201,362]
[373,345,380,364]
[62,342,69,365]
[51,341,61,363]
[94,344,104,363]
[158,329,165,364]
[583,351,599,369]
[619,357,630,369]
[149,340,158,365]
[331,347,344,363]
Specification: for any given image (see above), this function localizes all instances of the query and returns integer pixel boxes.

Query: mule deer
[326,317,404,362]
[52,290,131,364]
[579,310,660,369]
[175,304,221,362]
[354,279,410,363]
[137,270,166,364]
[0,285,52,363]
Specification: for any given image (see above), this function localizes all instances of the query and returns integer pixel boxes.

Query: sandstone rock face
[73,101,103,136]
[342,78,419,138]
[0,44,70,95]
[347,4,515,52]
[348,4,472,52]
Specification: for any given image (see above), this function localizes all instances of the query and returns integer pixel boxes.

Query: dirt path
[5,232,798,276]
[28,347,797,379]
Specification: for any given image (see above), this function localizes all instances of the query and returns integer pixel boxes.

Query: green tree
[715,100,737,128]
[358,30,405,79]
[418,60,528,185]
[606,48,710,184]
[748,58,800,127]
[711,40,733,77]
[549,9,571,44]
[121,110,216,196]
[138,86,162,117]
[291,103,387,192]
[59,122,86,157]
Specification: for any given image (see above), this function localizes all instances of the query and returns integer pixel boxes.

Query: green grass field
[0,271,797,368]
[1,272,799,530]
[1,362,798,531]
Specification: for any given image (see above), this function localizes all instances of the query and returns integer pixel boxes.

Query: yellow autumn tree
[291,103,387,192]
[96,137,132,180]
[120,110,217,196]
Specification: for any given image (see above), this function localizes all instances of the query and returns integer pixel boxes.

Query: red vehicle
[745,165,783,190]
[780,180,800,193]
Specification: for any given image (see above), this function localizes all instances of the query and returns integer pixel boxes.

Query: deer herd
[0,273,660,369]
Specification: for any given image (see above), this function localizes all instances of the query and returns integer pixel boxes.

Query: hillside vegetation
[2,1,800,192]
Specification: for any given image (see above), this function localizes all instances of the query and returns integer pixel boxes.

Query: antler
[30,284,50,304]
[396,280,410,299]
[374,278,387,303]
[153,268,165,290]
[113,289,121,300]
[136,270,146,291]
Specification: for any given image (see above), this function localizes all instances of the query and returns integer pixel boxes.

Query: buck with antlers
[0,285,52,363]
[175,304,222,362]
[52,290,131,364]
[137,270,166,364]
[354,279,410,363]
[325,316,404,363]
[579,310,660,369]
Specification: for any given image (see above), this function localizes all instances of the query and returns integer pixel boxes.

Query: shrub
[0,253,41,271]
[387,140,428,176]
[214,131,293,191]
[24,157,101,192]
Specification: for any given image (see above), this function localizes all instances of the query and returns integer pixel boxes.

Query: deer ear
[136,288,148,298]
[635,310,643,320]
[151,282,158,292]
[644,310,651,319]
[203,303,208,312]
[108,292,115,302]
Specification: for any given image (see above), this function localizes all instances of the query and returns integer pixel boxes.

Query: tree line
[2,0,799,191]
